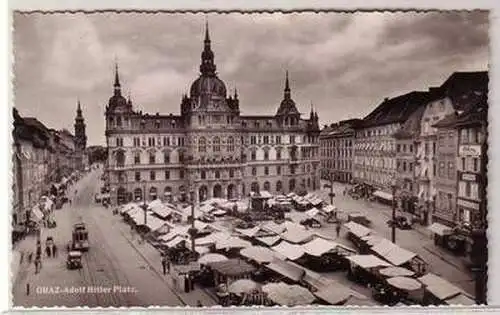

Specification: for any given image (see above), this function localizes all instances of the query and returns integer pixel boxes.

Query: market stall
[262,282,316,306]
[313,282,352,305]
[344,221,373,249]
[300,237,356,271]
[271,241,305,261]
[418,272,473,305]
[264,258,306,284]
[240,245,285,264]
[208,259,257,287]
[346,254,392,286]
[370,239,427,275]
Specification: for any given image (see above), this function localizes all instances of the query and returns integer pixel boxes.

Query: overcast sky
[13,11,488,146]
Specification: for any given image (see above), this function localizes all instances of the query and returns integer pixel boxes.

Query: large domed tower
[182,22,243,202]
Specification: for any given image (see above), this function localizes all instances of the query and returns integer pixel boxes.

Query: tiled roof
[320,119,361,137]
[360,91,430,128]
[441,71,488,111]
[23,117,50,135]
[393,105,426,139]
[432,113,459,128]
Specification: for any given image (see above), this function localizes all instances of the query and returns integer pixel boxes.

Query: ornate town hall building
[104,25,321,205]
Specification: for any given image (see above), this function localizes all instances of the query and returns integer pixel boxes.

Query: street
[12,168,203,307]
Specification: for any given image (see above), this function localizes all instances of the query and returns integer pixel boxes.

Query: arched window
[149,187,158,200]
[134,188,143,201]
[201,170,206,180]
[163,151,170,164]
[215,171,220,179]
[264,149,269,161]
[289,179,296,191]
[213,137,221,152]
[263,181,270,191]
[134,151,141,164]
[199,137,206,153]
[276,148,282,160]
[276,181,282,192]
[227,136,235,152]
[251,150,257,161]
[229,169,234,178]
[251,182,259,193]
[115,150,125,167]
[149,151,156,164]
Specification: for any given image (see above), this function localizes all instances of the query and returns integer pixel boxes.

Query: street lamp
[323,171,336,218]
[391,180,398,244]
[141,180,147,228]
[187,189,197,254]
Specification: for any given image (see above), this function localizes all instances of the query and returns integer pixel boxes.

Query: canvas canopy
[209,259,256,277]
[240,245,285,264]
[215,236,252,250]
[373,190,393,201]
[280,226,314,244]
[261,221,286,235]
[322,204,337,213]
[445,293,476,305]
[196,231,231,246]
[418,273,463,300]
[265,259,305,282]
[259,191,273,199]
[371,239,417,266]
[306,207,320,218]
[147,199,173,218]
[379,266,415,278]
[272,241,305,260]
[256,235,282,247]
[344,221,372,238]
[159,226,189,242]
[347,254,392,269]
[303,237,340,257]
[235,226,261,238]
[387,276,423,291]
[427,222,453,236]
[262,282,315,306]
[228,279,260,295]
[313,283,352,305]
[166,235,188,247]
[31,205,44,222]
[198,253,228,264]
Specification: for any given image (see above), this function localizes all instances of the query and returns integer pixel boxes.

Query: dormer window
[155,120,160,129]
[140,119,146,129]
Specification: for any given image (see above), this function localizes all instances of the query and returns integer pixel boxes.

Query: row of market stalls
[343,221,475,305]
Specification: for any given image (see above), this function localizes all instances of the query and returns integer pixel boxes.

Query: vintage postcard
[10,10,489,308]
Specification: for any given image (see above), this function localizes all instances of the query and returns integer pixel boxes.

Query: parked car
[386,215,412,230]
[66,251,82,270]
[300,218,322,228]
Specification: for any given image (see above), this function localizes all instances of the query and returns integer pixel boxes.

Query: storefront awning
[427,222,453,236]
[373,190,393,201]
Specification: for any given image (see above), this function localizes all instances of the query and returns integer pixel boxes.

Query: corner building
[104,25,321,205]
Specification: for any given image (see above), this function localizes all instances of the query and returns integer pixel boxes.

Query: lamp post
[391,181,398,244]
[187,189,197,254]
[141,180,147,228]
[323,171,336,219]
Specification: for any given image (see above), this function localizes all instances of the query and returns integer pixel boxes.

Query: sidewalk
[107,213,218,307]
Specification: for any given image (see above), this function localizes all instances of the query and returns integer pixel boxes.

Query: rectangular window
[448,161,455,179]
[432,142,436,155]
[461,157,466,171]
[277,166,281,175]
[459,181,466,197]
[465,182,471,198]
[250,136,256,145]
[134,152,140,164]
[409,145,413,153]
[424,143,429,155]
[165,171,170,180]
[150,171,156,181]
[149,152,156,164]
[135,171,141,182]
[471,183,479,200]
[290,135,295,144]
[264,166,269,175]
[396,144,401,153]
[473,158,479,172]
[263,136,269,144]
[252,167,257,176]
[276,136,281,144]
[179,170,184,179]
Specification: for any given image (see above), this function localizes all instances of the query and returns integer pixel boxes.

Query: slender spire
[204,19,210,43]
[200,21,216,76]
[284,70,291,99]
[234,87,238,99]
[113,61,122,96]
[76,98,83,118]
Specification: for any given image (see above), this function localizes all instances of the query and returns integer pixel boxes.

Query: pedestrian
[184,274,190,293]
[161,255,167,275]
[28,252,33,264]
[167,259,171,274]
[53,244,58,258]
[336,223,341,238]
[46,245,51,258]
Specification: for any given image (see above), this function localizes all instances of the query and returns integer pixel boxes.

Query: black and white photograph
[10,10,489,308]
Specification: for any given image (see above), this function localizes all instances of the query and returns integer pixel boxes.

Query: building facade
[353,92,429,199]
[104,25,321,206]
[74,100,87,171]
[320,119,360,183]
[416,72,488,226]
[12,108,80,227]
[394,106,425,219]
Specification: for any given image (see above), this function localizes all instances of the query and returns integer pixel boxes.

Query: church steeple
[76,99,83,118]
[114,62,122,96]
[199,21,217,76]
[284,70,291,100]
